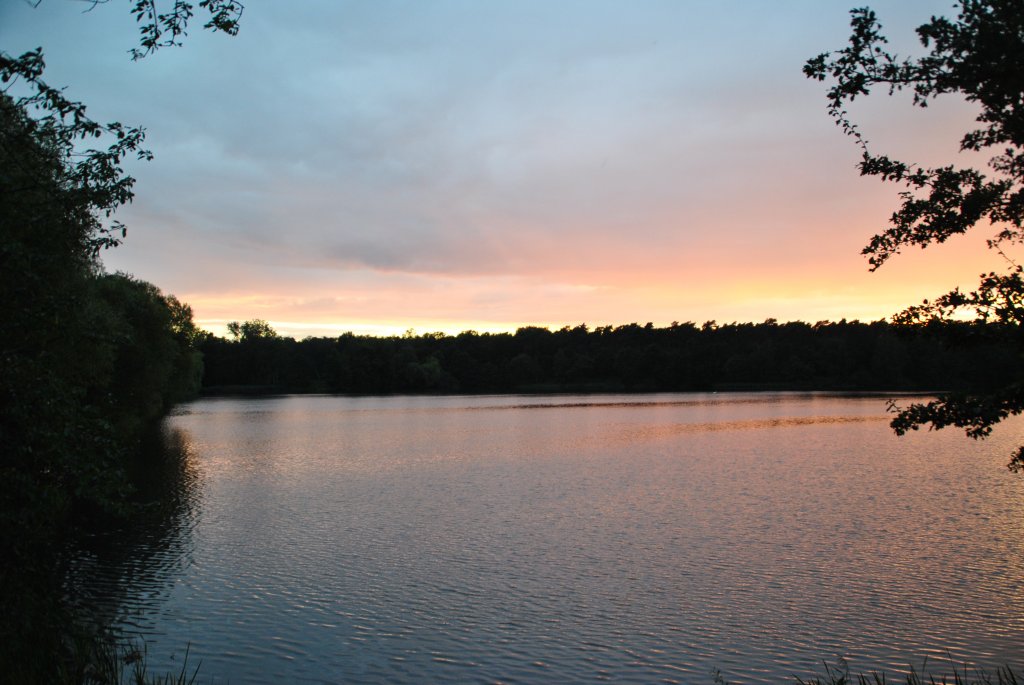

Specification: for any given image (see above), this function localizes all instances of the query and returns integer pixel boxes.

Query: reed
[792,658,1020,685]
[48,633,200,685]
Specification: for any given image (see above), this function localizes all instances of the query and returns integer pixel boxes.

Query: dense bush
[0,91,203,679]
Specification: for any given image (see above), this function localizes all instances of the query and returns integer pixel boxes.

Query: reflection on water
[69,393,1024,684]
[65,426,202,640]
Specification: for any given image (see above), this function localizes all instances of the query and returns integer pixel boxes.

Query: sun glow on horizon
[191,291,918,340]
[11,0,1004,337]
[182,227,1009,340]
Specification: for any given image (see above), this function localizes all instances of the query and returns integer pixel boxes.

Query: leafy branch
[1,48,149,255]
[804,2,1024,270]
[807,1,1024,471]
[128,0,244,60]
[2,1,245,253]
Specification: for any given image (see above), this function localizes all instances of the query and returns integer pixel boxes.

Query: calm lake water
[68,393,1024,684]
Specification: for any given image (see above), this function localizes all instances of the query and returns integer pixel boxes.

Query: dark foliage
[0,68,202,685]
[199,318,1020,398]
[805,0,1024,470]
[1,3,239,680]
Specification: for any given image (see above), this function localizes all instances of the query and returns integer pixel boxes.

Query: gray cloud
[1,0,974,319]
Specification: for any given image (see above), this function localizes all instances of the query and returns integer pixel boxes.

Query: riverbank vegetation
[0,59,203,685]
[1,5,243,679]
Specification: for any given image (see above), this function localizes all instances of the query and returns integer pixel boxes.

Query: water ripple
[68,393,1024,684]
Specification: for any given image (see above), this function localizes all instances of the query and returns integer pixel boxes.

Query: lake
[67,392,1024,684]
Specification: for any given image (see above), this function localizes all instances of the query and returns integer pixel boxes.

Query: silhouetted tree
[227,318,278,341]
[806,0,1024,470]
[0,95,204,661]
[1,5,240,677]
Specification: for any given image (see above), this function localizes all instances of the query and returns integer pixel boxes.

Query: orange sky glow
[3,1,1008,339]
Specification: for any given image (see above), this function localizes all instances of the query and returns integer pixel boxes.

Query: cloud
[1,0,991,333]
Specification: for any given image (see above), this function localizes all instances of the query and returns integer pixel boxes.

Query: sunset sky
[2,1,1005,338]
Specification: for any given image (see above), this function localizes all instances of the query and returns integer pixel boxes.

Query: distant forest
[199,319,1019,396]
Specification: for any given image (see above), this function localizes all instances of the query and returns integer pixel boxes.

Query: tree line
[199,318,1019,396]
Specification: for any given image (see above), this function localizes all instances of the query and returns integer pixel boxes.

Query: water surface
[70,393,1024,683]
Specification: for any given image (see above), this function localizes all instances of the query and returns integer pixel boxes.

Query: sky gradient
[2,1,1004,337]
